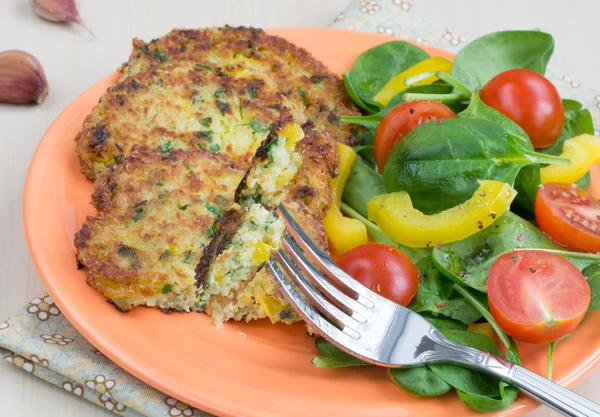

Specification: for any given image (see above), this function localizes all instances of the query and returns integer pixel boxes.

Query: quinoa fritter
[201,204,288,325]
[74,27,362,323]
[75,27,361,181]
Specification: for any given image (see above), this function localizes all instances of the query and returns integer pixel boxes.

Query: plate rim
[21,26,600,417]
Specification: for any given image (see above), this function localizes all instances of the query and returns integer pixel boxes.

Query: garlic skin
[31,0,93,36]
[31,0,83,23]
[0,50,49,105]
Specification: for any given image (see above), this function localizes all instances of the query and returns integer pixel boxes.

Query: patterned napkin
[2,1,599,416]
[0,295,208,416]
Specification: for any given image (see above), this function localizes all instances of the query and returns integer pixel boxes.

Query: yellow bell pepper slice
[541,134,600,184]
[373,56,452,106]
[367,180,517,248]
[324,143,368,256]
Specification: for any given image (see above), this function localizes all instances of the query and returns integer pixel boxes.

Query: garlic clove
[31,0,82,23]
[0,50,49,105]
[31,0,94,37]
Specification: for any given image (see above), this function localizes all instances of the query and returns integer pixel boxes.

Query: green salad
[314,30,600,413]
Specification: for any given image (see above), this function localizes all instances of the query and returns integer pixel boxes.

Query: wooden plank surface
[0,0,598,415]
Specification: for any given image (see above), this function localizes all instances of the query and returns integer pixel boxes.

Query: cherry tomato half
[480,69,564,148]
[488,250,590,344]
[535,182,600,252]
[373,100,455,173]
[335,243,419,306]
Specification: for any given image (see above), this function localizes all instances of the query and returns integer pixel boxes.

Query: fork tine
[267,258,358,346]
[276,205,375,307]
[281,233,371,322]
[272,250,362,338]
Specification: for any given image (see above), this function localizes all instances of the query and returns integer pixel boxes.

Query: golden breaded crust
[74,27,357,322]
[194,208,246,287]
[201,204,285,325]
[75,26,361,181]
[75,148,245,312]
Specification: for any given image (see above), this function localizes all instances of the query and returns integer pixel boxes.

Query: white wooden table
[0,0,598,415]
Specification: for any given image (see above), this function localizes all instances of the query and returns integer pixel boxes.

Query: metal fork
[268,205,600,417]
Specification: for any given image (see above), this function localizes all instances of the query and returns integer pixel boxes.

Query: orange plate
[23,27,600,417]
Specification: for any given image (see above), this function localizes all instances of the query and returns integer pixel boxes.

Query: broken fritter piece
[75,146,291,324]
[75,148,246,312]
[201,204,285,325]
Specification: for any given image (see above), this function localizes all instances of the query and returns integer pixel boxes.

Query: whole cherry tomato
[480,69,564,148]
[336,243,420,306]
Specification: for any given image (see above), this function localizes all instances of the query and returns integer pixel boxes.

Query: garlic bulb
[0,50,49,104]
[31,0,93,36]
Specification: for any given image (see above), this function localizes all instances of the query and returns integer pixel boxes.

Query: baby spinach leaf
[433,211,600,292]
[430,366,501,397]
[342,72,378,113]
[312,338,369,368]
[427,298,483,326]
[576,171,591,190]
[357,126,376,146]
[341,84,454,129]
[315,337,343,357]
[433,211,554,291]
[388,367,451,397]
[311,356,369,368]
[421,315,467,331]
[458,93,529,144]
[536,99,594,199]
[404,319,501,397]
[551,250,600,271]
[451,30,554,90]
[563,99,596,137]
[504,343,522,366]
[352,145,377,168]
[583,265,600,312]
[409,257,482,325]
[513,165,542,212]
[438,329,502,356]
[458,94,539,210]
[383,118,567,214]
[457,382,518,413]
[348,41,429,109]
[457,93,540,212]
[540,99,595,157]
[452,284,521,365]
[429,329,503,397]
[513,165,542,213]
[342,156,386,218]
[541,130,570,158]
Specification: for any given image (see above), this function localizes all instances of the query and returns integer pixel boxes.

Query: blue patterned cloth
[0,295,207,416]
[2,1,598,416]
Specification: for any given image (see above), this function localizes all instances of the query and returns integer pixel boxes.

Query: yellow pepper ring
[541,134,600,185]
[373,56,452,106]
[367,180,517,248]
[323,143,368,256]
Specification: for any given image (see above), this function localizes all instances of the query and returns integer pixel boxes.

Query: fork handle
[428,330,600,416]
[506,361,600,417]
[461,352,600,417]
